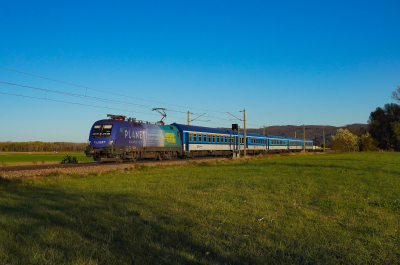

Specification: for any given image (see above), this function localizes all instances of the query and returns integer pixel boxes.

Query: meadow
[0,152,399,264]
[0,152,93,166]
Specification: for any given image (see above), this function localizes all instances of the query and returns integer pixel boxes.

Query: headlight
[109,140,114,145]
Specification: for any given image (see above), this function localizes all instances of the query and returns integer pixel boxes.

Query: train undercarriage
[85,145,310,163]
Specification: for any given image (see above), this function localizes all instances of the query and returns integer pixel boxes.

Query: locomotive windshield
[91,124,113,138]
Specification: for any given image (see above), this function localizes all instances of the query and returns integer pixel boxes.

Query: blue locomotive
[85,115,313,162]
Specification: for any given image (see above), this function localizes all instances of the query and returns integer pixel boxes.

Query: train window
[119,127,123,134]
[199,134,202,142]
[208,135,211,142]
[92,124,113,138]
[204,134,207,142]
[190,134,192,142]
[194,134,197,142]
[224,136,226,143]
[213,135,215,142]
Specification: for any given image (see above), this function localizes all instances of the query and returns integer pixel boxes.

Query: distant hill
[228,123,368,143]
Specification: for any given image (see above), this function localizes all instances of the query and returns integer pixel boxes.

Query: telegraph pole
[243,109,246,157]
[238,125,241,158]
[323,130,326,152]
[187,111,190,125]
[303,124,305,151]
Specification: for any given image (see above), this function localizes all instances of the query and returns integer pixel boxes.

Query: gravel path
[0,158,229,179]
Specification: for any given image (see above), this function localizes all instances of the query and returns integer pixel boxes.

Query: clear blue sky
[1,0,399,142]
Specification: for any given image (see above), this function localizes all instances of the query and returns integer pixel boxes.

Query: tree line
[0,142,87,152]
[331,86,400,152]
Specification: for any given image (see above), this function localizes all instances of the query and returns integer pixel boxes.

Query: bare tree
[391,86,400,102]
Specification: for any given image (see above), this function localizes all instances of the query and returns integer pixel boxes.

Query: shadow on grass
[0,182,298,264]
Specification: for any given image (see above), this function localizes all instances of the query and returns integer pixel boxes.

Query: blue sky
[1,0,399,142]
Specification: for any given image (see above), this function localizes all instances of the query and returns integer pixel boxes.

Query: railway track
[0,156,220,173]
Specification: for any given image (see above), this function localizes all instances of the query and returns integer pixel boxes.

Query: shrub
[331,128,359,152]
[61,155,78,164]
[359,133,378,151]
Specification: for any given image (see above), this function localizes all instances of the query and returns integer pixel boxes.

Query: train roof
[172,123,232,134]
[93,119,131,125]
[286,137,313,141]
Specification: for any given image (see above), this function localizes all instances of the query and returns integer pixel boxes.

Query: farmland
[0,152,93,166]
[0,152,399,264]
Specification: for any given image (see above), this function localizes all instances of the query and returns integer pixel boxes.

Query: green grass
[0,152,93,165]
[0,152,399,264]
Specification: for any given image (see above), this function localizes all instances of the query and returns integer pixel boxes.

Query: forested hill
[237,123,368,142]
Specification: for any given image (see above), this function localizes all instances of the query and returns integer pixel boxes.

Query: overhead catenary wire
[0,81,190,115]
[0,91,234,128]
[0,80,263,126]
[0,66,228,114]
[0,67,265,127]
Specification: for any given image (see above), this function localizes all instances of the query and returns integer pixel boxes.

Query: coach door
[185,132,189,152]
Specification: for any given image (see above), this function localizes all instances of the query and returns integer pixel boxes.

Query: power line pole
[323,130,326,152]
[243,109,246,157]
[238,125,241,158]
[303,124,306,151]
[187,111,189,125]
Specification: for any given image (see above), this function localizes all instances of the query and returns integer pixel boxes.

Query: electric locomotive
[85,115,182,162]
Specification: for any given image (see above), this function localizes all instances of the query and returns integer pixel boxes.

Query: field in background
[0,152,93,166]
[0,152,399,264]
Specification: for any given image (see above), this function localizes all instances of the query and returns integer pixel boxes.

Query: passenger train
[85,115,313,162]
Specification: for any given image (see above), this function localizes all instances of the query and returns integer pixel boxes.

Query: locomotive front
[85,117,126,161]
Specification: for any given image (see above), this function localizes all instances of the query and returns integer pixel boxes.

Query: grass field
[0,152,399,264]
[0,152,93,166]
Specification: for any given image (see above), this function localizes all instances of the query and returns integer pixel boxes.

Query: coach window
[208,135,211,142]
[194,134,197,142]
[213,135,215,142]
[203,134,207,142]
[189,134,193,142]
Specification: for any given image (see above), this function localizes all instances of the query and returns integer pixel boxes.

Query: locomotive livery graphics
[117,124,179,148]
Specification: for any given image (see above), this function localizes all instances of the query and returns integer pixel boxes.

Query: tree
[368,103,400,151]
[359,133,378,151]
[391,86,400,102]
[331,128,359,152]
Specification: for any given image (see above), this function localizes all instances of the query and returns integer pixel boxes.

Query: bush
[61,155,78,164]
[359,133,378,151]
[331,129,359,152]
